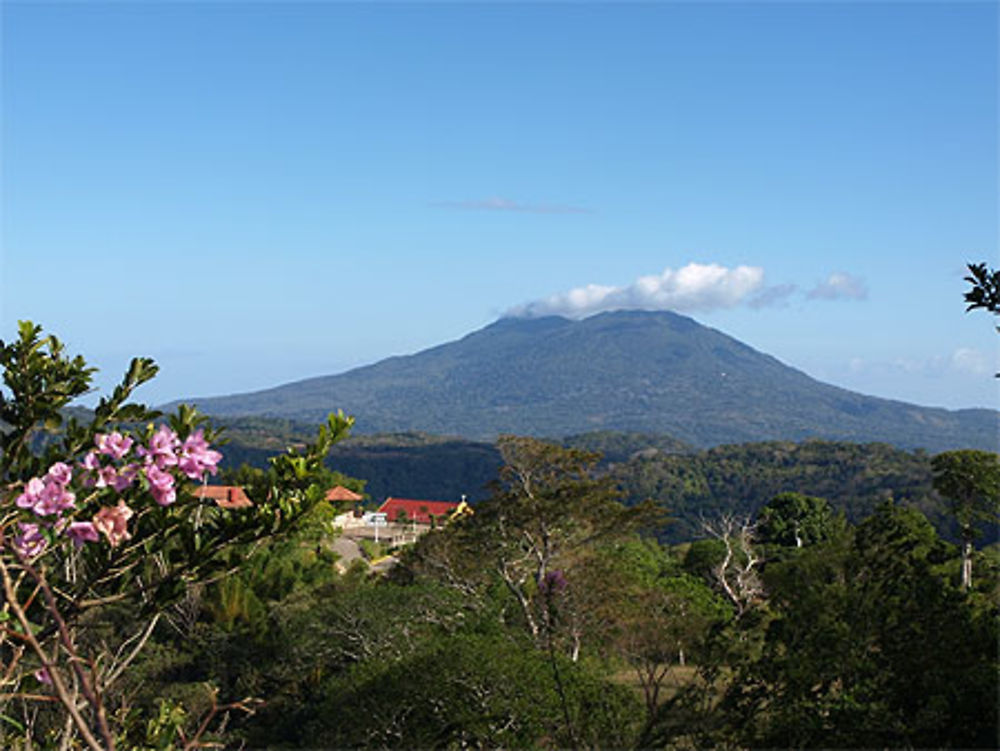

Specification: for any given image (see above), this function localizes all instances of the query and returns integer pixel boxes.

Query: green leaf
[0,714,25,733]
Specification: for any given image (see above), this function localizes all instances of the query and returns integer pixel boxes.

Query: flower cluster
[16,462,76,517]
[10,427,222,558]
[539,569,568,597]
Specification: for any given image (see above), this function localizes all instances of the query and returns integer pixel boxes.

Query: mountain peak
[171,313,998,452]
[498,308,693,325]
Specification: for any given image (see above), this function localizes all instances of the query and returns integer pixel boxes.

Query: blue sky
[2,2,997,412]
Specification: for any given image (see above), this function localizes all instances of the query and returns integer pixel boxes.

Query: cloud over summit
[507,263,768,319]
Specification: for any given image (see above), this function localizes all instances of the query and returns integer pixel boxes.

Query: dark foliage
[965,262,1000,315]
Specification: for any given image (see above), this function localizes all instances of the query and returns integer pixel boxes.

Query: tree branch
[0,553,106,751]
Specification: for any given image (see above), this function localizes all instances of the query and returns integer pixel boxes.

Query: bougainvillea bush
[0,322,351,750]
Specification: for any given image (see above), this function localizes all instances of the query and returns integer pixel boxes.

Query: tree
[964,262,1000,377]
[398,436,661,748]
[964,262,1000,315]
[298,631,642,750]
[459,436,657,653]
[931,449,1000,590]
[757,492,844,550]
[0,322,352,749]
[602,565,728,720]
[709,504,998,749]
[700,514,763,617]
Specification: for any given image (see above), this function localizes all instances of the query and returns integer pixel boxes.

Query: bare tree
[701,514,763,616]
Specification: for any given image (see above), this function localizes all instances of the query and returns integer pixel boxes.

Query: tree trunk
[961,538,973,591]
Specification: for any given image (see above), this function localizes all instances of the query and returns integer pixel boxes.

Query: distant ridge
[168,310,998,452]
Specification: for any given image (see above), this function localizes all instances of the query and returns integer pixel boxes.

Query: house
[328,485,366,530]
[377,497,471,526]
[195,485,253,509]
[326,485,363,503]
[332,506,368,531]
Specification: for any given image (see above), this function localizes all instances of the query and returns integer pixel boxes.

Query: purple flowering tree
[0,322,352,749]
[458,436,660,659]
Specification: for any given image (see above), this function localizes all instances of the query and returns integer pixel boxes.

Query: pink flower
[34,667,53,685]
[46,462,73,486]
[95,465,119,489]
[93,501,134,547]
[15,477,46,510]
[138,425,180,469]
[111,463,139,493]
[12,523,47,558]
[145,464,176,506]
[33,481,75,517]
[65,521,100,547]
[177,429,222,480]
[95,432,133,460]
[15,477,74,517]
[78,451,101,487]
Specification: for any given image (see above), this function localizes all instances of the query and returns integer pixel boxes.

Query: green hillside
[612,439,948,543]
[216,419,972,544]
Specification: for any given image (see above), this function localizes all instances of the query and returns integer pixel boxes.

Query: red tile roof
[326,485,363,502]
[195,485,253,509]
[378,497,460,524]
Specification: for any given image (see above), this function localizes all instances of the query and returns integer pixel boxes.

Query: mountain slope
[172,310,997,452]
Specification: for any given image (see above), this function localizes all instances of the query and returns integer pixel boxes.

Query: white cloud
[846,347,995,378]
[748,283,797,309]
[950,347,992,376]
[807,272,868,301]
[507,262,767,319]
[433,196,594,214]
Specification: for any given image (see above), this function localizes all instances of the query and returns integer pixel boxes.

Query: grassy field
[611,663,702,705]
